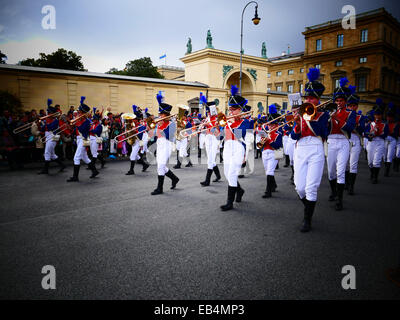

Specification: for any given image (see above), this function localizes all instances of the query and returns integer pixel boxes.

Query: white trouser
[205,134,218,169]
[397,138,400,158]
[262,149,278,176]
[287,136,296,166]
[44,131,58,161]
[255,134,262,149]
[347,134,362,173]
[74,136,91,165]
[367,138,385,168]
[156,137,172,175]
[385,136,397,163]
[363,138,368,150]
[327,134,350,184]
[141,132,149,153]
[199,133,206,149]
[294,136,325,202]
[283,135,289,155]
[89,135,99,158]
[177,138,188,158]
[223,140,245,187]
[129,140,141,161]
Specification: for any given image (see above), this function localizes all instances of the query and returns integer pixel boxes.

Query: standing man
[291,68,330,232]
[327,78,356,211]
[38,99,66,174]
[199,94,222,186]
[345,86,365,195]
[384,103,399,177]
[88,107,103,171]
[260,105,283,199]
[67,97,99,182]
[149,92,179,195]
[238,104,254,178]
[220,85,250,211]
[365,99,388,184]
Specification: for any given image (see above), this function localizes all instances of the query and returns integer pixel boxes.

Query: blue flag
[159,54,166,59]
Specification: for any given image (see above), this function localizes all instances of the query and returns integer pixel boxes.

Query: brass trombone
[146,113,177,129]
[13,112,61,134]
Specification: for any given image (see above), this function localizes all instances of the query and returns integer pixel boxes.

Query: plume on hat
[307,68,320,82]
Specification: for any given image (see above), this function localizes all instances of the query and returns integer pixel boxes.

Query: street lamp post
[239,1,260,95]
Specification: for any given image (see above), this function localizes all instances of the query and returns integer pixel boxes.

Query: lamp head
[252,6,260,25]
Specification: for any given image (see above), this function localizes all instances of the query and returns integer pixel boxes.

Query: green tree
[0,91,23,115]
[107,57,164,79]
[0,50,7,64]
[19,48,86,71]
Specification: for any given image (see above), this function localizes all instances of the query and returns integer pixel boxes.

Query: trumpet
[298,99,335,121]
[116,127,148,144]
[13,112,61,134]
[69,111,91,125]
[146,113,177,129]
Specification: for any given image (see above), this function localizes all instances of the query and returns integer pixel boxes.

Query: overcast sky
[0,0,399,73]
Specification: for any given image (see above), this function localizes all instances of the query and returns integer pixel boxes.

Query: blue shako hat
[268,104,280,123]
[228,85,248,107]
[333,77,351,101]
[242,105,251,112]
[347,85,360,105]
[47,98,57,114]
[304,68,325,98]
[386,102,396,118]
[132,105,143,119]
[156,91,172,114]
[78,96,90,113]
[93,107,101,120]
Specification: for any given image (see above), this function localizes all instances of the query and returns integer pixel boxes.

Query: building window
[335,79,340,88]
[337,34,344,47]
[267,85,272,92]
[359,57,367,64]
[282,102,288,110]
[288,84,293,93]
[360,29,368,43]
[299,83,304,93]
[357,75,367,92]
[267,73,271,78]
[335,60,343,67]
[276,85,282,92]
[276,71,282,77]
[300,68,304,73]
[316,39,322,51]
[288,69,294,75]
[315,64,321,69]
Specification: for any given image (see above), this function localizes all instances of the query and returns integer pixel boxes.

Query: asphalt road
[0,150,399,300]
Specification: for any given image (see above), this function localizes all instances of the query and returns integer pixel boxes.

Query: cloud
[0,37,60,63]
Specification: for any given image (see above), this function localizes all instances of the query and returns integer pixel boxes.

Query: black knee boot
[220,186,237,211]
[236,182,245,202]
[372,167,379,184]
[212,165,221,182]
[284,155,290,167]
[99,154,106,168]
[393,158,399,172]
[185,159,193,167]
[126,161,135,175]
[165,170,179,189]
[67,165,80,182]
[141,156,149,172]
[348,173,357,195]
[335,183,345,211]
[262,176,272,198]
[370,167,374,180]
[173,155,182,169]
[151,175,164,195]
[271,176,277,192]
[301,199,316,233]
[89,160,99,178]
[200,169,213,186]
[328,179,337,201]
[38,161,50,174]
[384,162,391,177]
[290,165,294,184]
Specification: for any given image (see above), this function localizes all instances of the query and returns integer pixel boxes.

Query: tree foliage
[18,48,86,71]
[106,57,164,79]
[0,50,7,64]
[0,91,23,115]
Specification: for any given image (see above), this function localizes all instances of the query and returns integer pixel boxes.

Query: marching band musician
[67,96,100,182]
[260,105,283,199]
[364,99,388,184]
[254,115,264,159]
[282,111,297,184]
[149,92,179,195]
[199,94,222,186]
[345,85,365,195]
[88,107,103,171]
[174,106,193,169]
[383,103,399,177]
[136,108,151,172]
[220,85,251,211]
[327,77,356,211]
[282,112,291,168]
[38,99,66,174]
[291,68,330,232]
